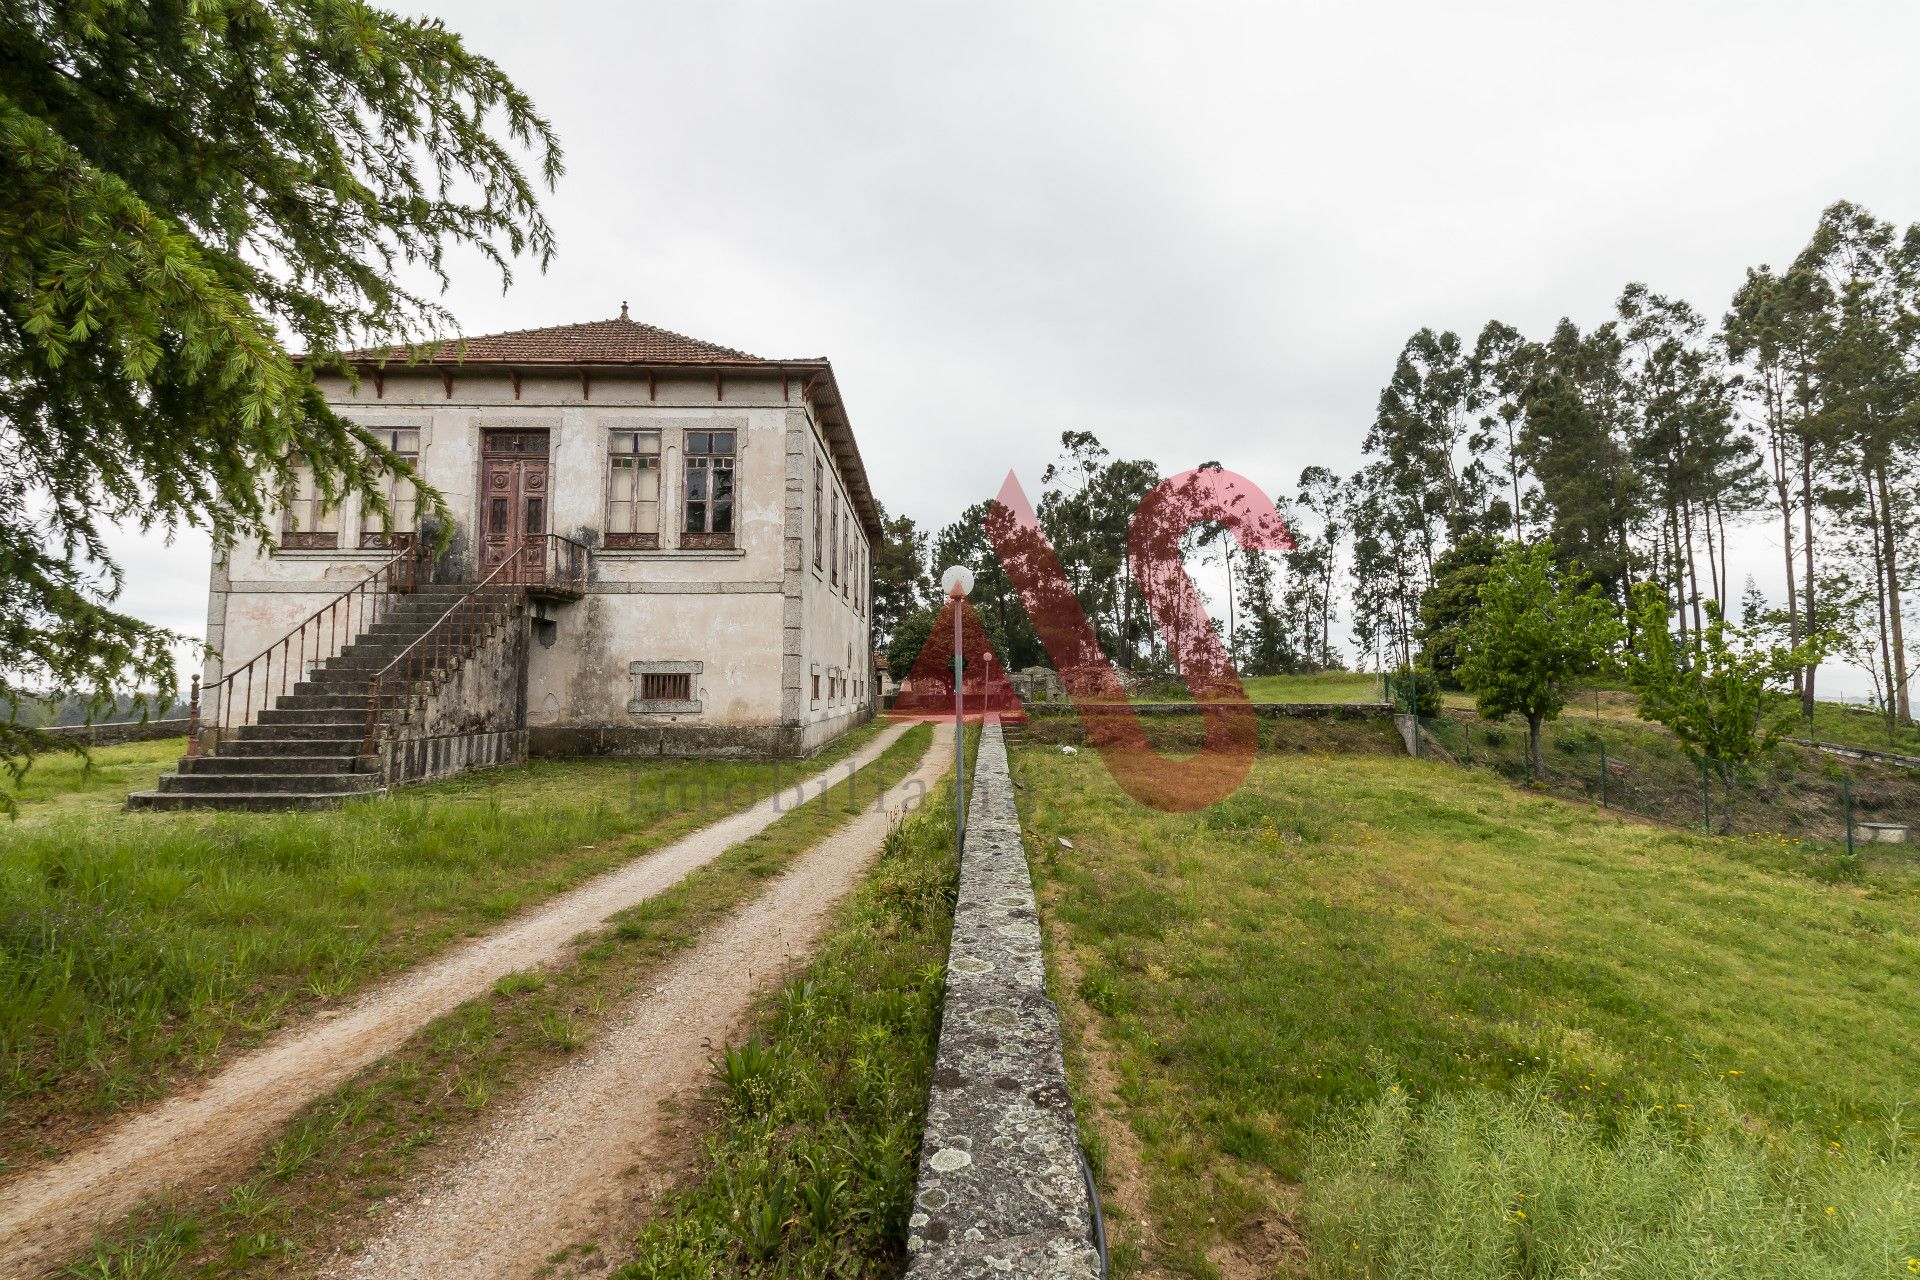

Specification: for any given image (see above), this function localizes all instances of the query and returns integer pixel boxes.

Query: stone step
[270,691,417,711]
[180,754,362,776]
[217,736,368,758]
[156,769,379,796]
[255,707,373,728]
[128,788,383,812]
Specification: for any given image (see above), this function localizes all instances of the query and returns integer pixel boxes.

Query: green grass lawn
[1015,744,1920,1278]
[2,736,190,813]
[0,725,886,1175]
[1787,695,1920,756]
[72,726,939,1280]
[1116,671,1384,704]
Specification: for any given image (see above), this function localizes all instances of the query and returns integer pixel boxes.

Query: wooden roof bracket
[440,369,454,399]
[509,369,522,401]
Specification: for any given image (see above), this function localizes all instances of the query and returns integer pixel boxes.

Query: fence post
[1843,775,1854,856]
[185,674,202,759]
[1700,758,1711,834]
[1410,668,1421,758]
[1598,740,1607,807]
[1464,720,1472,766]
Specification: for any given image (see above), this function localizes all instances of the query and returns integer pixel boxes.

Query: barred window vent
[639,671,693,702]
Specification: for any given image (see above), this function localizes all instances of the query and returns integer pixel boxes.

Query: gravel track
[327,727,949,1280]
[0,722,913,1279]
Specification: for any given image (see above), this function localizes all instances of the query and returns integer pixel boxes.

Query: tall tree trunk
[1527,711,1543,781]
[1716,501,1730,613]
[1771,415,1801,690]
[1680,495,1705,636]
[1866,476,1896,725]
[1506,418,1524,543]
[1319,557,1334,668]
[1875,464,1911,724]
[1712,495,1728,606]
[1801,439,1818,715]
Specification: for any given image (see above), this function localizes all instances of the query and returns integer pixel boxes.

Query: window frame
[282,455,341,550]
[358,429,422,550]
[627,660,703,715]
[813,455,825,570]
[681,429,737,550]
[605,428,663,550]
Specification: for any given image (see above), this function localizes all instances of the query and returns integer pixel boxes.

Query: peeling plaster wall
[206,367,877,757]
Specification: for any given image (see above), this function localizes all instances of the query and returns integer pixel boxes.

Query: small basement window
[628,660,702,715]
[638,671,692,701]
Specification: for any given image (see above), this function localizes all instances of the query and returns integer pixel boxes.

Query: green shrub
[1386,665,1442,717]
[1302,1074,1919,1279]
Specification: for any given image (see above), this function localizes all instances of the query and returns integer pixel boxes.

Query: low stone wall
[381,728,528,787]
[39,718,191,746]
[382,611,530,788]
[529,702,876,761]
[905,722,1101,1279]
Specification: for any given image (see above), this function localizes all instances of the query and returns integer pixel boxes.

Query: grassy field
[1015,742,1920,1278]
[0,725,887,1175]
[1787,696,1920,756]
[1417,710,1920,851]
[68,726,938,1280]
[1120,671,1384,705]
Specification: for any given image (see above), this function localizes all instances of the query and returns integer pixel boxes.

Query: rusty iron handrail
[360,535,590,758]
[192,542,421,753]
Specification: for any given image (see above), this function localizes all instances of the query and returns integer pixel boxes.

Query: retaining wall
[905,721,1101,1279]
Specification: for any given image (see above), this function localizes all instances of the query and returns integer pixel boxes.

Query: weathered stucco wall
[382,609,530,786]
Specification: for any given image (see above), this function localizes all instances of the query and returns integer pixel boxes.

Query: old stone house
[132,311,879,809]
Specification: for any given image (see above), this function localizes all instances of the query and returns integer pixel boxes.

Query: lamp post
[941,565,974,850]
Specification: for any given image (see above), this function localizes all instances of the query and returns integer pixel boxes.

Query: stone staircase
[129,585,475,811]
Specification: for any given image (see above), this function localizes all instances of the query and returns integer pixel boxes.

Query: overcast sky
[111,0,1920,695]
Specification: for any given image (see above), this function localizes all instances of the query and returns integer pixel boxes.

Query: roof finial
[619,300,629,321]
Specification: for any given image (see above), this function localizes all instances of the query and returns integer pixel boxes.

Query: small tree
[1622,583,1827,818]
[1458,541,1620,778]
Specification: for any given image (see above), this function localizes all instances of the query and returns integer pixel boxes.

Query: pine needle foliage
[0,0,561,789]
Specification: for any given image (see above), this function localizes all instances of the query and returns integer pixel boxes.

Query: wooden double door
[480,429,550,582]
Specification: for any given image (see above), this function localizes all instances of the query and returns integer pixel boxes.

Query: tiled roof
[340,310,765,365]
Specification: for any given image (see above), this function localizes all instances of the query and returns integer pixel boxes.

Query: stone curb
[905,721,1101,1279]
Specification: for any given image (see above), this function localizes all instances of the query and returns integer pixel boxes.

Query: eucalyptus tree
[1468,320,1537,543]
[1617,284,1762,639]
[1348,460,1427,670]
[1367,328,1489,563]
[1517,319,1642,606]
[1,0,561,783]
[1289,465,1348,667]
[1724,263,1829,707]
[1036,431,1160,666]
[1792,201,1919,725]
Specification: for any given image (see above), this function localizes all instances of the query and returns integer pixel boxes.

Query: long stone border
[905,721,1102,1279]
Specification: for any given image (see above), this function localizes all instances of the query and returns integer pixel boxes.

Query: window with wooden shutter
[606,429,662,549]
